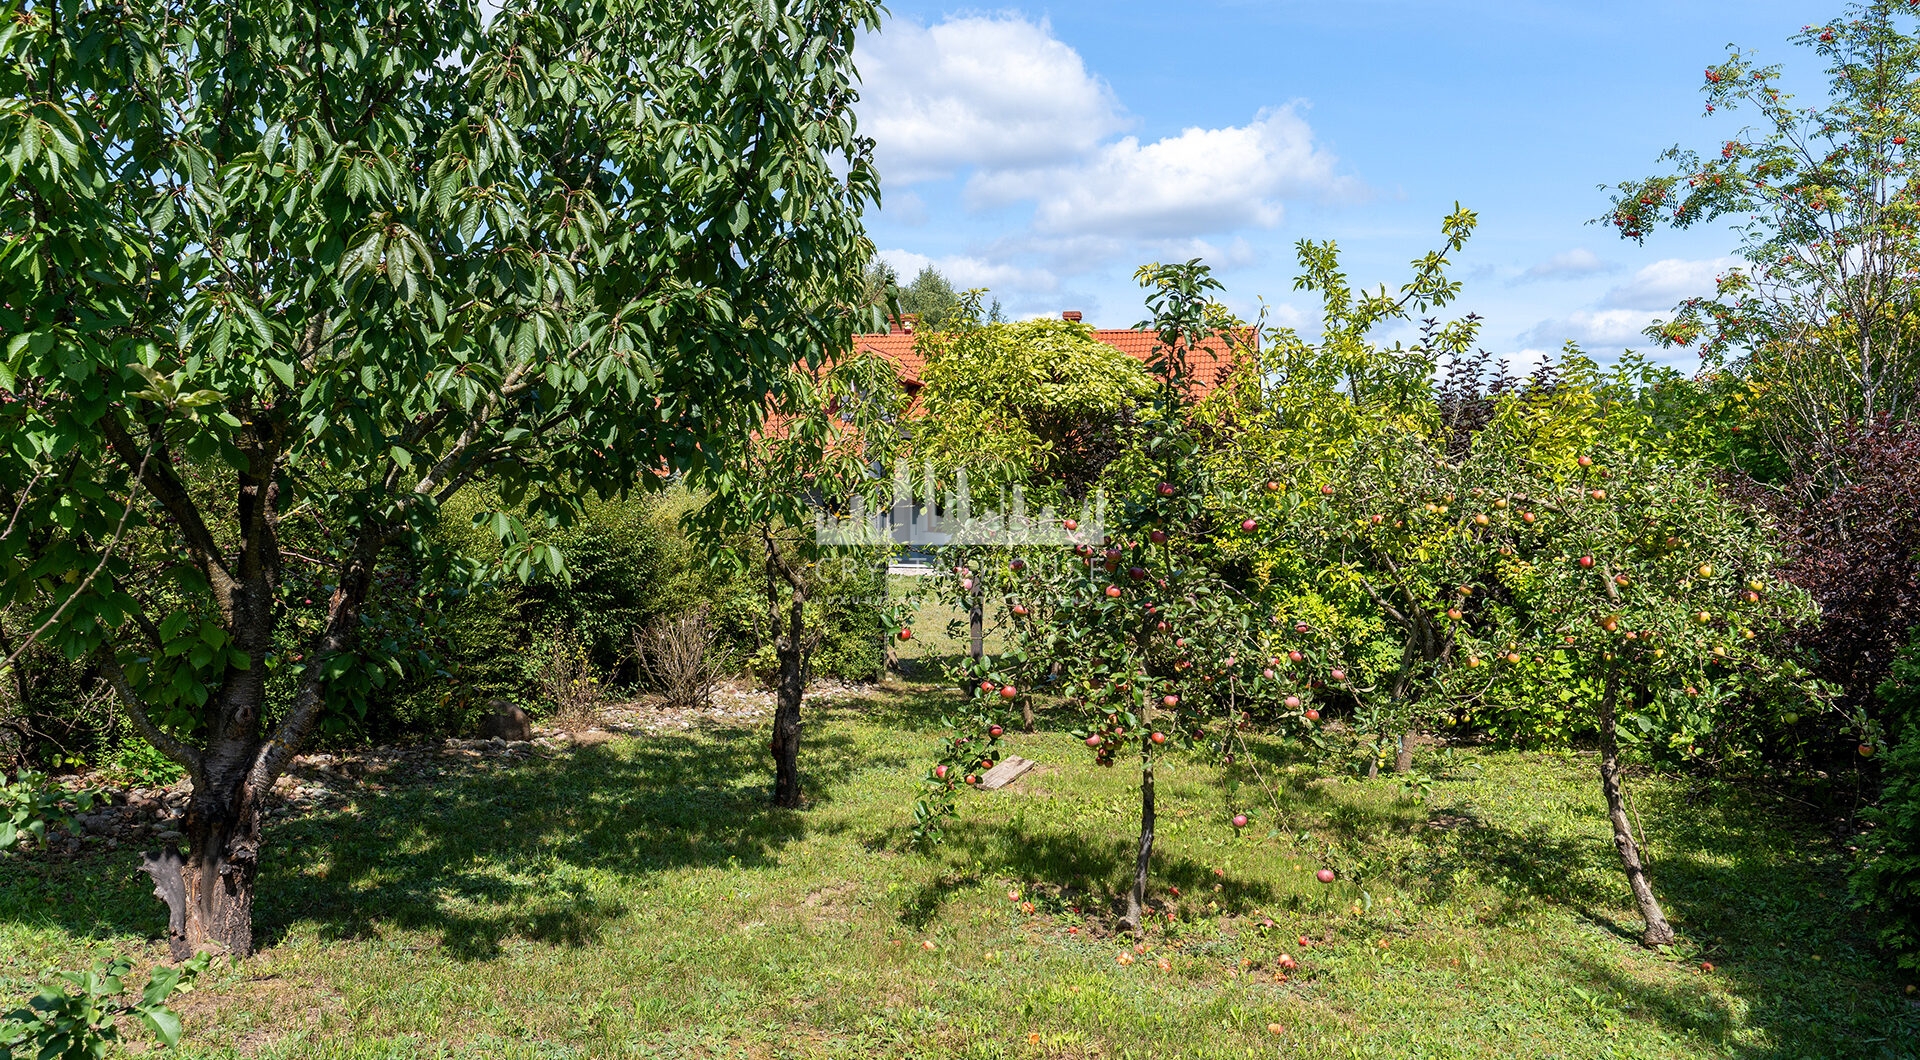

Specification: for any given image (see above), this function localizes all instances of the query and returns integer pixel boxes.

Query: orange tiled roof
[852,312,1248,407]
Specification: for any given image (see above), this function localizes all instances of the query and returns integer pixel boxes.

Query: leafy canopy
[0,0,882,768]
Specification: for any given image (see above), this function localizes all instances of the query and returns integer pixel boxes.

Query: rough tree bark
[766,534,814,809]
[1124,741,1156,936]
[1599,673,1675,947]
[97,400,445,958]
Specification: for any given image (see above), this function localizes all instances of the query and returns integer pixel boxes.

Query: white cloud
[856,15,1126,185]
[1597,256,1737,309]
[1518,248,1614,282]
[1516,255,1740,351]
[857,15,1352,306]
[1519,309,1660,348]
[877,248,1060,298]
[971,106,1350,240]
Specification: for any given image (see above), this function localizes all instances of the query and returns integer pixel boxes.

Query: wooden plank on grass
[978,756,1035,790]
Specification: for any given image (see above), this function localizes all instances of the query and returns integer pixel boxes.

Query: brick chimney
[1061,311,1083,323]
[890,313,919,335]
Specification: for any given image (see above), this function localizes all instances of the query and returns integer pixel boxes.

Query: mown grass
[0,683,1913,1059]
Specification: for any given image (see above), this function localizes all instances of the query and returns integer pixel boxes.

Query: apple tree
[913,263,1277,933]
[0,0,882,956]
[1481,443,1819,945]
[1202,207,1502,775]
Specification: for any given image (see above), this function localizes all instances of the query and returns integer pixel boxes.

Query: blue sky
[852,0,1831,369]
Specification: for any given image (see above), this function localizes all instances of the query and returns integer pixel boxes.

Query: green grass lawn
[0,683,1913,1059]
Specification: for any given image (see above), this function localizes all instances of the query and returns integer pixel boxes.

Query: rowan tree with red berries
[1605,0,1920,482]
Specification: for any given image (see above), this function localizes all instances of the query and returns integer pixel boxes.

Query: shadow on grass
[0,723,875,962]
[893,816,1281,930]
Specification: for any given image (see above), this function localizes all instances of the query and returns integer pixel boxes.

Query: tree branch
[95,650,204,781]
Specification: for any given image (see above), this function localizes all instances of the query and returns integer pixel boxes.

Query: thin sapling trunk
[1125,740,1156,936]
[1598,673,1675,947]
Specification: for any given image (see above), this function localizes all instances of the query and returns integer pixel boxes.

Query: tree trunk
[771,592,807,808]
[1599,673,1674,947]
[1124,742,1155,936]
[874,557,889,681]
[138,736,271,959]
[1021,699,1035,733]
[968,588,984,661]
[1394,731,1414,774]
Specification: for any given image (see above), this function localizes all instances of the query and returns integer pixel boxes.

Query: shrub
[635,612,726,710]
[1853,630,1920,972]
[533,630,604,733]
[0,953,209,1057]
[1760,416,1920,722]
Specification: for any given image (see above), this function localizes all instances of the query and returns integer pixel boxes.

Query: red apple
[1369,514,1384,524]
[1010,558,1026,572]
[1150,731,1166,745]
[989,725,1004,738]
[1578,455,1593,467]
[965,774,978,785]
[1232,814,1248,828]
[1295,622,1310,634]
[1304,709,1320,721]
[1241,518,1258,532]
[1012,604,1029,617]
[1320,484,1334,495]
[1329,668,1347,682]
[1578,555,1594,568]
[897,628,912,641]
[1288,650,1304,663]
[1521,511,1535,523]
[1106,585,1122,598]
[1156,620,1170,631]
[1129,566,1146,581]
[1063,518,1078,531]
[1086,735,1103,748]
[934,765,948,779]
[1000,685,1017,699]
[1285,695,1302,709]
[1149,529,1167,544]
[1163,694,1179,708]
[1590,488,1607,500]
[1316,869,1336,884]
[1158,482,1175,497]
[1262,668,1276,680]
[1266,480,1280,491]
[1861,743,1877,758]
[1446,608,1463,621]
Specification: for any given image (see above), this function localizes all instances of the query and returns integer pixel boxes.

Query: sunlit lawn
[0,683,1912,1059]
